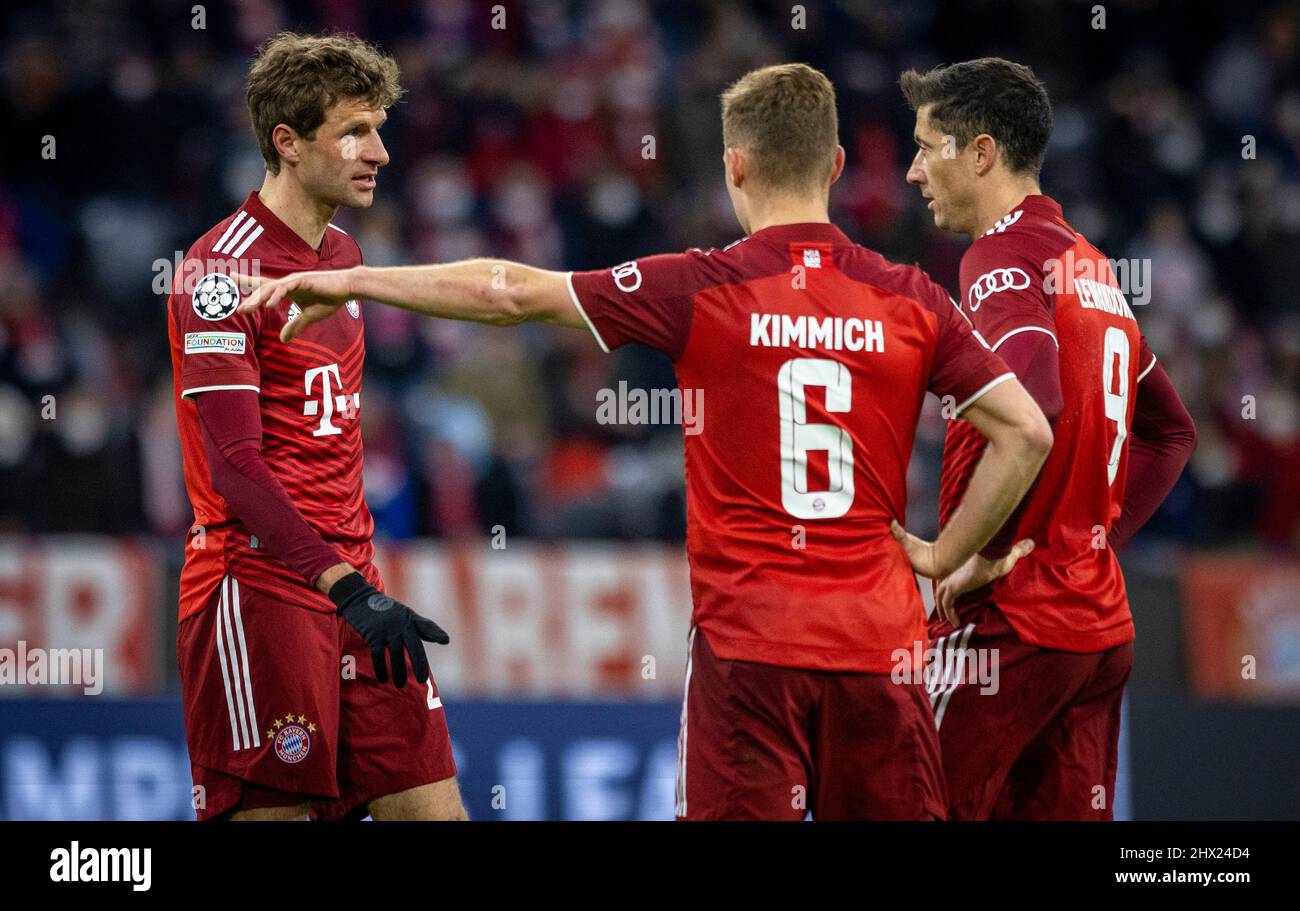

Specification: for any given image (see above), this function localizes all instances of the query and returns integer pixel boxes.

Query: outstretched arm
[238,262,584,341]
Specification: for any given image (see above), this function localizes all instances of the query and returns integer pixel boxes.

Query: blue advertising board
[0,698,1130,820]
[0,699,681,821]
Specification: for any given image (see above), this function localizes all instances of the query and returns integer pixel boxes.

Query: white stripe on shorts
[214,576,242,750]
[215,576,259,751]
[675,625,698,818]
[229,578,259,747]
[933,623,976,730]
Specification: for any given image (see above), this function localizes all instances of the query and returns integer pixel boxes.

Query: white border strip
[565,271,611,354]
[947,295,974,327]
[221,581,252,750]
[218,214,256,254]
[926,631,947,704]
[230,579,259,747]
[217,216,257,255]
[212,211,246,255]
[214,577,242,750]
[181,384,260,399]
[230,224,264,259]
[990,325,1058,352]
[933,622,975,730]
[675,625,697,819]
[955,371,1015,415]
[947,297,991,348]
[1137,354,1157,382]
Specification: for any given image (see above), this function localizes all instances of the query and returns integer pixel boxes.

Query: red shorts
[676,627,947,820]
[927,603,1132,820]
[178,574,457,821]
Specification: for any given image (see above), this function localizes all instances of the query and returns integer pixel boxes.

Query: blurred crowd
[1,0,1297,551]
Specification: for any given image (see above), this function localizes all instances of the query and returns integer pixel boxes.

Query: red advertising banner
[1181,554,1300,702]
[374,541,694,696]
[0,538,161,695]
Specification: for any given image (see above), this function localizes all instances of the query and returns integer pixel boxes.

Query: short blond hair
[721,63,839,192]
[246,32,403,175]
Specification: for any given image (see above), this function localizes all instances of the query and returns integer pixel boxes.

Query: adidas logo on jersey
[985,210,1024,235]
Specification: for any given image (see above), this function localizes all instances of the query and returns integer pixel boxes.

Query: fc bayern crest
[272,715,313,764]
[192,273,240,321]
[346,299,361,319]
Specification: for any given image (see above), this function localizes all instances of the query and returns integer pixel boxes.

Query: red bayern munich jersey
[168,191,380,621]
[569,222,1013,673]
[940,195,1154,652]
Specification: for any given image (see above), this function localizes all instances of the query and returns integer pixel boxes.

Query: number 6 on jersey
[778,357,855,519]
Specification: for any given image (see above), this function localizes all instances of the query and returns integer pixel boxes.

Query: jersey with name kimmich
[569,223,1012,673]
[941,194,1154,652]
[168,191,378,621]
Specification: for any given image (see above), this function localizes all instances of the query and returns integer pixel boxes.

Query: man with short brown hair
[168,31,465,821]
[902,57,1195,819]
[720,63,840,192]
[238,62,1052,820]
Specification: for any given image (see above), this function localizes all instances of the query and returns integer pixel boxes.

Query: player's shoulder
[189,200,270,261]
[181,211,237,265]
[170,200,266,321]
[836,241,951,313]
[965,195,1078,274]
[602,239,752,296]
[176,199,270,285]
[681,235,764,282]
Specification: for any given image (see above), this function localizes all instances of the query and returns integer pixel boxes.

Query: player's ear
[725,147,745,189]
[271,123,301,168]
[829,145,846,185]
[972,133,998,177]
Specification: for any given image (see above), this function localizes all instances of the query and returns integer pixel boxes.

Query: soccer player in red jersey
[238,64,1054,820]
[902,58,1197,819]
[167,33,464,821]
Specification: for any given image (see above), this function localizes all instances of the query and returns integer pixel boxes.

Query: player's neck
[969,177,1041,240]
[744,194,831,235]
[257,172,337,250]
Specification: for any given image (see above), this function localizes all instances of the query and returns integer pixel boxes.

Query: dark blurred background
[0,0,1297,820]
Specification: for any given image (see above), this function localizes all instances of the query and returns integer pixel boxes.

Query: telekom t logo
[303,364,360,437]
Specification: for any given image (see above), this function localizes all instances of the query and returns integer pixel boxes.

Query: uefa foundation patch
[184,332,246,355]
[269,713,315,764]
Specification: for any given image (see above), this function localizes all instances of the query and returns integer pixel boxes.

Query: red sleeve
[924,289,1015,414]
[567,252,703,359]
[1109,358,1196,548]
[195,389,343,587]
[992,320,1063,424]
[1135,333,1158,383]
[173,263,265,397]
[960,233,1056,354]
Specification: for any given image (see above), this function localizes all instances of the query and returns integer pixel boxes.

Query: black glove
[328,572,449,687]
